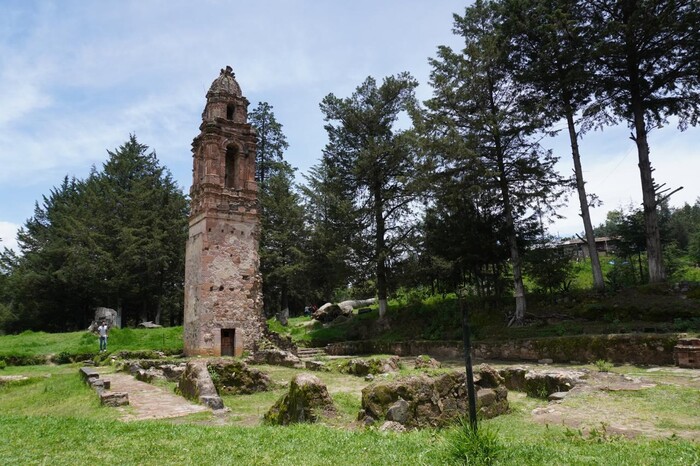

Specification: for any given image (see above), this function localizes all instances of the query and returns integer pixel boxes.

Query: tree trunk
[631,95,665,282]
[374,181,388,319]
[496,153,526,324]
[564,109,605,292]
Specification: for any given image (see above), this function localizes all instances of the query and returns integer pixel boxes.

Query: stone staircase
[297,347,327,360]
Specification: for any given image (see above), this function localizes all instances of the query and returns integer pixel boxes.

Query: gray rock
[100,391,129,407]
[178,360,222,409]
[523,369,585,398]
[200,395,224,410]
[208,359,273,395]
[360,367,508,429]
[379,421,407,433]
[304,360,329,372]
[161,364,186,382]
[414,355,441,370]
[538,358,554,365]
[264,373,337,425]
[548,391,569,401]
[249,349,303,368]
[386,398,410,424]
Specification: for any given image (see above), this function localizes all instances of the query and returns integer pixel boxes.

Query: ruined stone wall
[184,210,264,356]
[325,333,680,365]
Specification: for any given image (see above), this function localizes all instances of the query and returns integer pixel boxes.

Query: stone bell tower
[183,66,265,357]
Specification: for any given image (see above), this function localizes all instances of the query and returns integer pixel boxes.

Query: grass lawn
[0,326,183,364]
[1,360,699,465]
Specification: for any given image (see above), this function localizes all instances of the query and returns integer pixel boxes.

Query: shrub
[595,359,613,372]
[445,418,503,465]
[0,359,6,370]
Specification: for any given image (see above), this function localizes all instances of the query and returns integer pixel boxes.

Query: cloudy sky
[1,0,698,252]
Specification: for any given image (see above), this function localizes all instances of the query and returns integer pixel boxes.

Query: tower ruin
[183,66,265,357]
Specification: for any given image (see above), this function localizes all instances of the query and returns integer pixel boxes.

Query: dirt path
[105,372,208,421]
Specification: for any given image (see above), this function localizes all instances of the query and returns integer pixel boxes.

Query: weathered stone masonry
[184,66,265,357]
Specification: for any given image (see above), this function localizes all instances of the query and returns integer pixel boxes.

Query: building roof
[207,65,242,97]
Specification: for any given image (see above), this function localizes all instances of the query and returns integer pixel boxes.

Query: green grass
[2,356,700,465]
[0,366,118,419]
[0,326,183,364]
[0,368,698,465]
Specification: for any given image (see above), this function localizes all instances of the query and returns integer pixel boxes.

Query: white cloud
[0,222,19,254]
[549,124,700,236]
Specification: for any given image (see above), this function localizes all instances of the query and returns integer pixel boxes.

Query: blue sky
[1,0,699,252]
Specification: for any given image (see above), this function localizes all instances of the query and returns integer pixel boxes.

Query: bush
[594,359,613,372]
[445,418,503,465]
[0,359,6,370]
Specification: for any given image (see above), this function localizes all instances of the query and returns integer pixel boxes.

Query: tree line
[1,0,699,332]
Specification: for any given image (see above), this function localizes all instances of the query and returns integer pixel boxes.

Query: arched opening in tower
[225,146,238,189]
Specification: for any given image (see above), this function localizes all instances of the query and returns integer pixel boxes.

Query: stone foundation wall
[325,333,681,365]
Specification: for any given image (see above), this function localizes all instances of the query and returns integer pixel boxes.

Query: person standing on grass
[97,321,109,352]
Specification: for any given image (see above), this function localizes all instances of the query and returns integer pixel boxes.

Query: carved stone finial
[219,65,235,78]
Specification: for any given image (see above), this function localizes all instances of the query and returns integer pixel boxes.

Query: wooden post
[459,292,478,430]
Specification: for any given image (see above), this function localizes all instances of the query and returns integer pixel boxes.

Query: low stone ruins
[79,366,128,407]
[674,337,700,368]
[358,364,509,429]
[265,373,337,425]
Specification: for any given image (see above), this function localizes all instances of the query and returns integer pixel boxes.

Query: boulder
[249,349,303,368]
[100,391,129,407]
[264,373,337,425]
[135,367,164,383]
[312,303,352,324]
[477,364,505,388]
[87,307,119,332]
[379,421,407,433]
[178,360,223,409]
[498,366,528,391]
[207,359,273,395]
[161,364,186,382]
[359,366,508,429]
[414,355,441,370]
[386,398,410,424]
[523,369,586,398]
[341,356,401,377]
[137,321,163,328]
[304,360,330,372]
[343,358,371,376]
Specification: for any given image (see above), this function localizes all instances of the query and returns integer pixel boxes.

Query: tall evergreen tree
[249,103,309,317]
[503,0,606,292]
[320,73,420,318]
[90,136,188,325]
[249,102,289,187]
[587,0,700,282]
[1,136,188,332]
[259,162,309,317]
[424,0,566,324]
[302,159,357,303]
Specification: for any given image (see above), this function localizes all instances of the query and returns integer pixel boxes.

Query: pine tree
[588,0,700,283]
[503,0,606,292]
[320,73,420,318]
[424,0,566,324]
[249,102,289,187]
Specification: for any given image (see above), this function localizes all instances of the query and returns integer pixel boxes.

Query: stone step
[297,348,327,359]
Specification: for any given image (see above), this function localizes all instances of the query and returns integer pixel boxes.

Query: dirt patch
[526,366,700,440]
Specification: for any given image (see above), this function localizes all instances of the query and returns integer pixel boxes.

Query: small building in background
[556,236,620,260]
